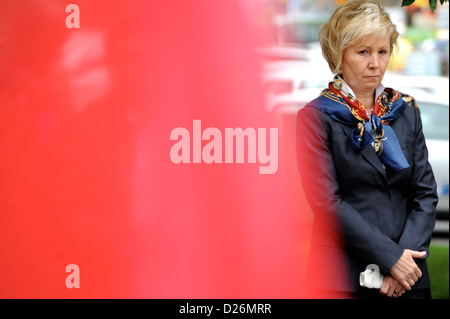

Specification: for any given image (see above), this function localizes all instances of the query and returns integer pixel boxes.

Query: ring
[393,291,398,295]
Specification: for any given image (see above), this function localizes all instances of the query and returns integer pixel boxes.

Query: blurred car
[383,72,449,96]
[259,58,332,93]
[257,43,333,103]
[256,45,311,62]
[411,91,449,216]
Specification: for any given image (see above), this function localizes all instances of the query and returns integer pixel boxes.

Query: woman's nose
[368,54,380,69]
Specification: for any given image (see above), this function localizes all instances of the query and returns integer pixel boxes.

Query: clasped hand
[380,249,426,298]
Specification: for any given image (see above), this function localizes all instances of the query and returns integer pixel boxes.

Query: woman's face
[341,33,390,95]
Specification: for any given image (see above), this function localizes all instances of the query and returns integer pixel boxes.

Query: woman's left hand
[380,275,406,298]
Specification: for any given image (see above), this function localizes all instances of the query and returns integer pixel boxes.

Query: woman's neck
[340,76,376,114]
[353,90,375,114]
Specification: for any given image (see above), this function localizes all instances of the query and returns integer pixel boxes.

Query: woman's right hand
[390,249,426,291]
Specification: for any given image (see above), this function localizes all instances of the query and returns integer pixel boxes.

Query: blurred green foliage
[429,244,449,299]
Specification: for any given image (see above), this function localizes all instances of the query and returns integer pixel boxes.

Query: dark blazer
[296,100,438,294]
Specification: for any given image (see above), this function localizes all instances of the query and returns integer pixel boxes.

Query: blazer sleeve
[398,106,438,256]
[296,106,404,275]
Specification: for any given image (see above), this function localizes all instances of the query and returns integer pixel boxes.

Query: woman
[296,0,438,299]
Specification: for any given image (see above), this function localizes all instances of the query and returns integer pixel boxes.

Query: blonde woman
[296,0,437,299]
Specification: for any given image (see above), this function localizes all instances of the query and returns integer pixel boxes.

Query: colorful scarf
[308,75,410,171]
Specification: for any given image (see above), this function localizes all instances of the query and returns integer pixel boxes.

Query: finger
[411,250,427,258]
[380,283,388,295]
[415,267,423,279]
[394,288,405,298]
[387,286,396,298]
[395,287,405,298]
[398,289,405,297]
[401,280,412,290]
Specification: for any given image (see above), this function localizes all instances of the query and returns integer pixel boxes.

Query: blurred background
[248,0,449,298]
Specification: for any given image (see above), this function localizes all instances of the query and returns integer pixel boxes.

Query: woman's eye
[359,50,368,55]
[379,50,387,55]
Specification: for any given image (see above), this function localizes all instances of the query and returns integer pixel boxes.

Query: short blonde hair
[319,0,399,74]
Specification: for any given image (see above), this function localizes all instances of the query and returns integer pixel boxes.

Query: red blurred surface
[0,0,343,298]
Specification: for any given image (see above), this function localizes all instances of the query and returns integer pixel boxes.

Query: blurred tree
[402,0,449,12]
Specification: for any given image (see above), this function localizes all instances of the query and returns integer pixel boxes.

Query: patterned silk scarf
[308,75,410,171]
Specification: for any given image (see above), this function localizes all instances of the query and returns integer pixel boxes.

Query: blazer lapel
[360,146,388,180]
[338,123,388,181]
